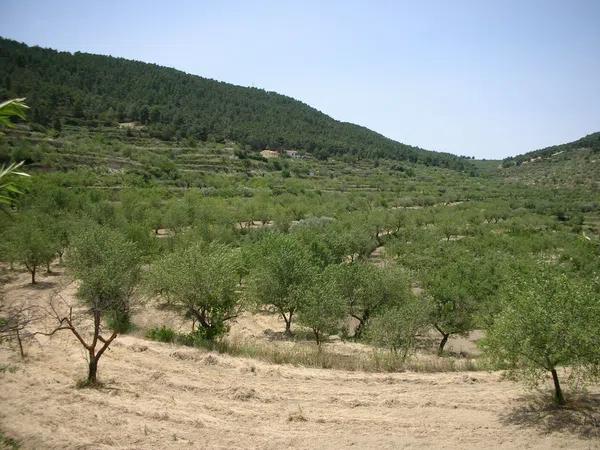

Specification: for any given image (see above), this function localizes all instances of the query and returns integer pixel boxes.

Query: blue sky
[2,0,599,158]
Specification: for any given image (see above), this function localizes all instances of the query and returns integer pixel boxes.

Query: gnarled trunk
[551,368,565,405]
[438,332,450,356]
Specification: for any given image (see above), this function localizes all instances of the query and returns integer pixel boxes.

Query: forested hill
[0,38,472,171]
[502,132,600,167]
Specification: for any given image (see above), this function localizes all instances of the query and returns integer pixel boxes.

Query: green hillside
[503,132,600,167]
[0,38,472,171]
[499,132,600,190]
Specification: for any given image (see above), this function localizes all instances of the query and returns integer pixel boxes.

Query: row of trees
[16,224,597,406]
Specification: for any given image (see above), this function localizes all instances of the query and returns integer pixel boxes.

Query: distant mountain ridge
[503,132,600,167]
[499,132,600,190]
[0,37,472,171]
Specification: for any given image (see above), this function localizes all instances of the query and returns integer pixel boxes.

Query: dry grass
[3,268,600,449]
[146,328,482,373]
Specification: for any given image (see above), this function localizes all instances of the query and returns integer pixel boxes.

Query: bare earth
[1,269,599,449]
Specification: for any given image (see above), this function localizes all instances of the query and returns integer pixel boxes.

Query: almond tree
[366,295,431,360]
[483,270,600,405]
[297,267,345,346]
[146,241,242,340]
[44,226,141,385]
[248,233,316,335]
[5,212,57,284]
[330,262,412,339]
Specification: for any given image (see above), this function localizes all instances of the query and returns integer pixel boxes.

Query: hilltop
[499,132,600,190]
[503,132,600,166]
[0,38,472,171]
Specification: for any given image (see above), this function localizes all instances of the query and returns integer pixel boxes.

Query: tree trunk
[31,266,36,284]
[438,333,450,356]
[551,368,565,405]
[313,329,321,348]
[353,311,369,339]
[281,310,293,337]
[16,329,24,359]
[88,357,98,384]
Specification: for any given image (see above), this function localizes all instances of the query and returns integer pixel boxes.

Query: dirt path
[1,271,598,449]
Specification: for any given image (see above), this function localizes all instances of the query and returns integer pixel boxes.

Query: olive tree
[45,226,141,385]
[482,271,600,405]
[248,233,316,335]
[146,241,242,340]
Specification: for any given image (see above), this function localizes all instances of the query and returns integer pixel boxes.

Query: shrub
[146,326,176,343]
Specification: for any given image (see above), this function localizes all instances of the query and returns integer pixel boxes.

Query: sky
[1,0,600,159]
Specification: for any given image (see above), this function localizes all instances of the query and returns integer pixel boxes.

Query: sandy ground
[1,268,599,449]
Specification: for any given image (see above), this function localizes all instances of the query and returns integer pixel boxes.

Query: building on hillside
[260,150,280,159]
[285,150,301,158]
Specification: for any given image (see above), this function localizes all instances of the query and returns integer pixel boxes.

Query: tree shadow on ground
[499,393,600,439]
[20,281,56,290]
[262,328,317,342]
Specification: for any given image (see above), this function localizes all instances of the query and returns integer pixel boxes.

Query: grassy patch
[0,431,20,450]
[145,326,482,373]
[75,378,104,389]
[0,364,18,374]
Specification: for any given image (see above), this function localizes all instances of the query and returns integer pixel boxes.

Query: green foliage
[0,161,30,212]
[0,98,30,212]
[328,262,412,338]
[4,211,57,283]
[422,258,481,354]
[0,430,20,450]
[146,325,176,343]
[297,267,346,345]
[366,295,431,359]
[505,132,600,166]
[248,233,317,334]
[482,269,600,404]
[67,225,141,321]
[146,242,242,340]
[106,309,134,334]
[0,98,28,129]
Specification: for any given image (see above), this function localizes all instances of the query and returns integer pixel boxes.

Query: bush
[106,310,134,334]
[146,326,176,343]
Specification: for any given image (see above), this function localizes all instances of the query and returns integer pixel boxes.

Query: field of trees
[0,42,599,449]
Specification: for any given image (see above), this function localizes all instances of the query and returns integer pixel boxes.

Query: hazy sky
[2,0,599,158]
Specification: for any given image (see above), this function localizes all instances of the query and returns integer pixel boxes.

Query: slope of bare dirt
[1,269,598,449]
